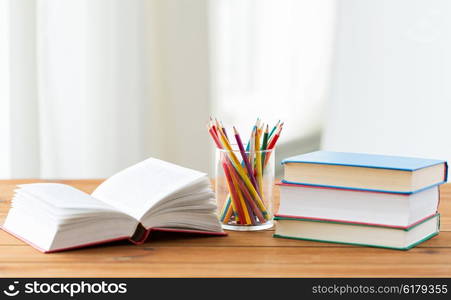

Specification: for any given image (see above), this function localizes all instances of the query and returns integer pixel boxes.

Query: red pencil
[207,124,222,149]
[211,118,219,135]
[222,161,245,224]
[267,124,282,150]
[264,125,282,166]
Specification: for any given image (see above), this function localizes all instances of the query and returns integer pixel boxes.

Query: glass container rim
[216,143,274,154]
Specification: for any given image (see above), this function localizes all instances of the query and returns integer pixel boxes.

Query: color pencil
[233,126,259,191]
[220,198,231,222]
[222,160,245,224]
[264,124,283,166]
[222,202,233,223]
[249,127,256,172]
[215,118,224,138]
[231,167,266,223]
[227,156,266,224]
[210,118,220,138]
[255,127,263,196]
[268,120,280,139]
[228,164,253,225]
[219,131,268,219]
[220,121,229,140]
[233,179,252,225]
[207,117,283,225]
[261,124,269,169]
[207,124,222,149]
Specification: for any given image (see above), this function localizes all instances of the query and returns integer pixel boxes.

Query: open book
[2,158,225,253]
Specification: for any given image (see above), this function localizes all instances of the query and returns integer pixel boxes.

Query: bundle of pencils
[207,118,284,225]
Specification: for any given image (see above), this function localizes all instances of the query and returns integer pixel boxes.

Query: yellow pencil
[230,169,252,224]
[255,127,263,196]
[249,127,256,173]
[257,123,263,140]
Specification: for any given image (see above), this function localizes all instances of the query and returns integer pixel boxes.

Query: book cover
[281,151,447,172]
[275,182,441,228]
[281,151,447,194]
[273,213,440,250]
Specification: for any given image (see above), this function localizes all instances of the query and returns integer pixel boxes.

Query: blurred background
[0,0,450,179]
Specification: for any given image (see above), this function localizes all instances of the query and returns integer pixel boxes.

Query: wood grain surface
[0,179,449,277]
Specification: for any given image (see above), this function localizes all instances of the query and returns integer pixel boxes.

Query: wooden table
[0,179,450,277]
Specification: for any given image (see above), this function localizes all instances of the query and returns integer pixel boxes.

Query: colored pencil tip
[233,126,238,135]
[265,124,269,132]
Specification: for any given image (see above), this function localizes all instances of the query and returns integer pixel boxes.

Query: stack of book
[274,151,447,250]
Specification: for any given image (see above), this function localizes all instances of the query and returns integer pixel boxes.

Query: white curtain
[210,0,336,144]
[322,0,451,163]
[0,0,11,177]
[1,0,337,179]
[2,0,212,178]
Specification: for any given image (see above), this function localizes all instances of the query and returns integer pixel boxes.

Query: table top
[0,179,450,277]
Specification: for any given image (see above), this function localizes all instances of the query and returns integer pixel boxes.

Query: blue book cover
[281,151,447,194]
[282,151,446,171]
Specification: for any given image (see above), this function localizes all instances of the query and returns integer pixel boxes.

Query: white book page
[2,183,138,251]
[91,157,208,221]
[16,183,118,211]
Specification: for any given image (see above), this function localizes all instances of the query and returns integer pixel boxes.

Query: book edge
[281,160,445,171]
[272,231,439,250]
[1,225,131,254]
[273,213,438,230]
[280,152,446,171]
[1,225,226,253]
[273,213,440,231]
[279,180,445,195]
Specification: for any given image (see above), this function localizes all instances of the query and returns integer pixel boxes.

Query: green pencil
[268,120,280,139]
[261,124,269,170]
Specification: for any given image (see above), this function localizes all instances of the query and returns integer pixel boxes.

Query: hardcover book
[2,158,225,253]
[282,151,447,193]
[274,213,440,250]
[276,183,440,228]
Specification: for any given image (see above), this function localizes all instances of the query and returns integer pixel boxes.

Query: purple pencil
[220,121,229,140]
[233,126,259,192]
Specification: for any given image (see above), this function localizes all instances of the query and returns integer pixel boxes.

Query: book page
[91,157,208,220]
[4,183,138,252]
[16,183,117,211]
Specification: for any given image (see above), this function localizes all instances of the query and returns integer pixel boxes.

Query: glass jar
[215,145,275,231]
